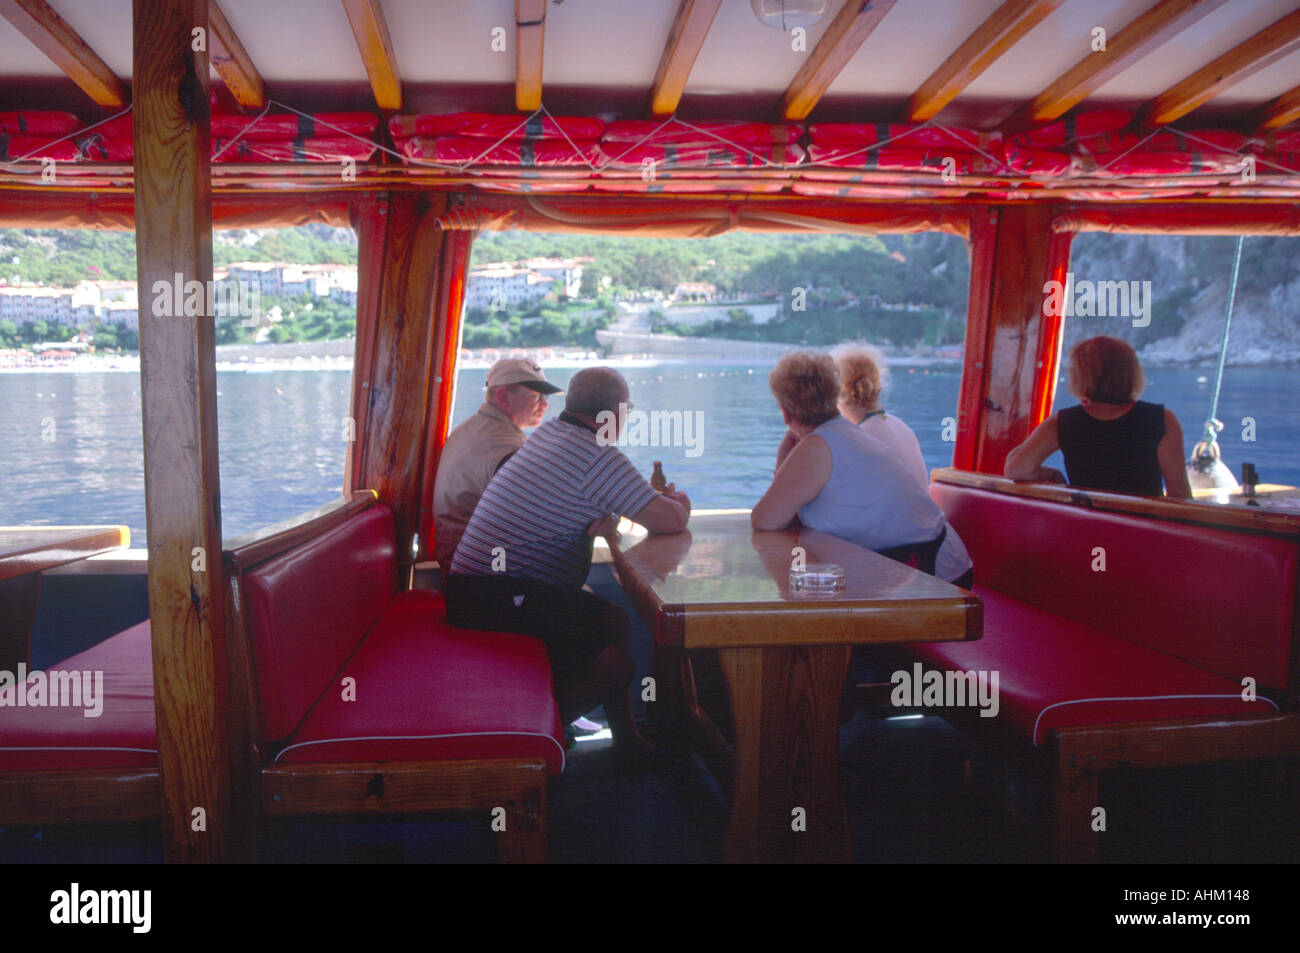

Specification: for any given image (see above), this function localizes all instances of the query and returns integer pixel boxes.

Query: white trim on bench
[0,745,157,756]
[273,730,567,771]
[1032,694,1281,747]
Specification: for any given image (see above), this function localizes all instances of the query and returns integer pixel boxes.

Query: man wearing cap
[432,358,562,568]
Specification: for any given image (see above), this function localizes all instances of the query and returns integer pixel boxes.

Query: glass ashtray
[789,563,845,597]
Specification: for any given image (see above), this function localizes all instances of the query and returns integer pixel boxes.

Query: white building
[0,260,358,333]
[465,265,556,311]
[327,267,358,307]
[226,262,282,296]
[520,257,585,298]
[101,302,139,330]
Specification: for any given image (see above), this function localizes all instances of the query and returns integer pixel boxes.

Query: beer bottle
[650,461,667,493]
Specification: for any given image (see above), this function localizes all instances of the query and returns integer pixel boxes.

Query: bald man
[446,367,691,761]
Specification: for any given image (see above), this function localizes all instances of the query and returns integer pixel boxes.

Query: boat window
[0,225,358,545]
[1046,233,1299,489]
[451,230,970,507]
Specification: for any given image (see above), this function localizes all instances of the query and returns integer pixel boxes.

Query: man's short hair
[564,367,628,418]
[1068,335,1145,404]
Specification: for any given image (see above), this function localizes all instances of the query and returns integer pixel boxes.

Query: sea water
[2,363,1296,545]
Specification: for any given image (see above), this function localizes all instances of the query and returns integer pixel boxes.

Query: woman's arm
[775,430,799,474]
[1158,408,1193,499]
[1004,415,1061,481]
[752,434,832,530]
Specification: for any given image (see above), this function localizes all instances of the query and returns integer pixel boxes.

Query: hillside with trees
[2,225,1296,361]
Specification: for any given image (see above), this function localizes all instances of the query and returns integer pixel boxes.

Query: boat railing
[932,467,1300,541]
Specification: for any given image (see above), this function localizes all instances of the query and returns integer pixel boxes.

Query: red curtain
[0,189,354,228]
[417,228,473,562]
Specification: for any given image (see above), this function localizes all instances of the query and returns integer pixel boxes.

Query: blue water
[2,363,1297,546]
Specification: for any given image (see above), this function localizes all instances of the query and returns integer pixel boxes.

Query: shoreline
[2,345,1294,375]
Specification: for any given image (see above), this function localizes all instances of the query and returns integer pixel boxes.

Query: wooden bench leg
[496,784,547,864]
[1053,763,1100,864]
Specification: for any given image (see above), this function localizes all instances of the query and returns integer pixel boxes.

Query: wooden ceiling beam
[209,0,265,110]
[649,0,723,117]
[780,0,897,121]
[0,0,126,107]
[1009,0,1229,127]
[1256,83,1300,131]
[906,0,1063,123]
[1008,0,1232,127]
[1147,7,1300,126]
[341,0,402,111]
[515,0,547,112]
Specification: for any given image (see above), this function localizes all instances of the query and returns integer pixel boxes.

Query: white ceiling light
[751,0,830,31]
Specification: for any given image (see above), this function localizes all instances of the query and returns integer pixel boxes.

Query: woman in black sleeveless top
[1005,336,1192,498]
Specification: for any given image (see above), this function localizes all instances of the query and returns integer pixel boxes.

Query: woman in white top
[832,343,973,588]
[754,352,957,579]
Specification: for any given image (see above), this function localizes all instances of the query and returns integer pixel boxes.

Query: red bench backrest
[932,483,1297,691]
[241,505,398,740]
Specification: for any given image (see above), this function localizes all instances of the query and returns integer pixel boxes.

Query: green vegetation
[0,317,135,351]
[461,299,614,350]
[0,225,357,288]
[471,230,972,347]
[6,226,1295,354]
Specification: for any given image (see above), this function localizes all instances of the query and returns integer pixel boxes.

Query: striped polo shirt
[450,413,660,590]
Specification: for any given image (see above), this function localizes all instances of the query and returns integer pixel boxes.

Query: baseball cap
[485,358,563,395]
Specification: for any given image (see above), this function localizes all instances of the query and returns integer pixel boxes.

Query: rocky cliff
[1064,233,1300,366]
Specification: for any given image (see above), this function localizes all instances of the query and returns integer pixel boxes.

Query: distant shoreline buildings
[0,261,360,332]
[0,257,592,333]
[464,257,588,311]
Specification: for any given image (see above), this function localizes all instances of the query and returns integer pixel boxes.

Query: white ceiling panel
[383,0,514,85]
[684,0,838,95]
[217,0,366,83]
[539,0,682,87]
[959,0,1148,101]
[1090,0,1300,101]
[826,0,1004,100]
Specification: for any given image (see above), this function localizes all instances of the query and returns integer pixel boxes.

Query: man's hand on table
[662,483,691,519]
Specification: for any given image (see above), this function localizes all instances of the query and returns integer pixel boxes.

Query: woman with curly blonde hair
[833,343,972,586]
[754,351,965,583]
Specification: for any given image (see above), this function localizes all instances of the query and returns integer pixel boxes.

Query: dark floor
[4,706,1297,864]
[5,566,1297,863]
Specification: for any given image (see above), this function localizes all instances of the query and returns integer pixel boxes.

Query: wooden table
[609,512,981,863]
[0,525,130,670]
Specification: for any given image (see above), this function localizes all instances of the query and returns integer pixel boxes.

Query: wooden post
[133,0,231,862]
[955,205,1067,474]
[349,191,450,575]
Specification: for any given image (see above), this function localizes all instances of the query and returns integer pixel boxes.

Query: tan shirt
[432,402,526,566]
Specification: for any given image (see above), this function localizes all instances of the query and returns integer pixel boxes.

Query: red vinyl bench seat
[0,619,155,773]
[273,589,565,772]
[913,474,1300,861]
[912,587,1274,747]
[228,496,562,860]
